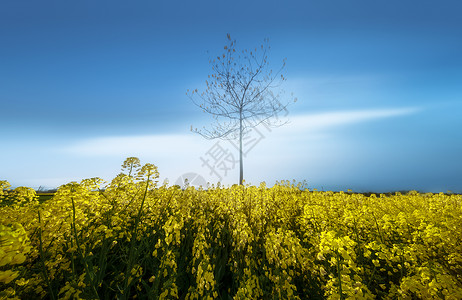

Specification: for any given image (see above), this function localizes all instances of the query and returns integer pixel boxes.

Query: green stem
[121,175,151,299]
[38,210,56,300]
[71,196,100,299]
[372,213,385,244]
[68,239,76,282]
[336,250,344,300]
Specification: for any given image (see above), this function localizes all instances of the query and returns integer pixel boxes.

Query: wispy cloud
[285,107,421,134]
[62,134,206,157]
[62,107,421,157]
[58,134,212,186]
[53,107,423,187]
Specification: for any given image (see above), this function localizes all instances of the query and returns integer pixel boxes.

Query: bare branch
[188,34,296,184]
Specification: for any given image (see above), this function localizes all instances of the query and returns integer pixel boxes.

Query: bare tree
[188,34,296,185]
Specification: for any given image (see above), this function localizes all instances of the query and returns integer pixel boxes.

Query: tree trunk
[239,115,243,185]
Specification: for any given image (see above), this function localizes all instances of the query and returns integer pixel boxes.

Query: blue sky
[1,0,461,192]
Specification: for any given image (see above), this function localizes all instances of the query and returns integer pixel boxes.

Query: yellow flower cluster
[0,223,31,283]
[1,158,461,299]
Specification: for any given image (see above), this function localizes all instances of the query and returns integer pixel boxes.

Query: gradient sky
[1,0,461,192]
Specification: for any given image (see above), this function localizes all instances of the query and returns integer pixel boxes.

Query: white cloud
[284,107,421,134]
[60,134,218,185]
[63,134,206,157]
[59,107,421,186]
[62,107,420,157]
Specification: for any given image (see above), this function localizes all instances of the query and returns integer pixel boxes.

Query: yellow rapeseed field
[1,158,461,299]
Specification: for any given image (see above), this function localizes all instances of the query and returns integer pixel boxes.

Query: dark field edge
[32,189,461,201]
